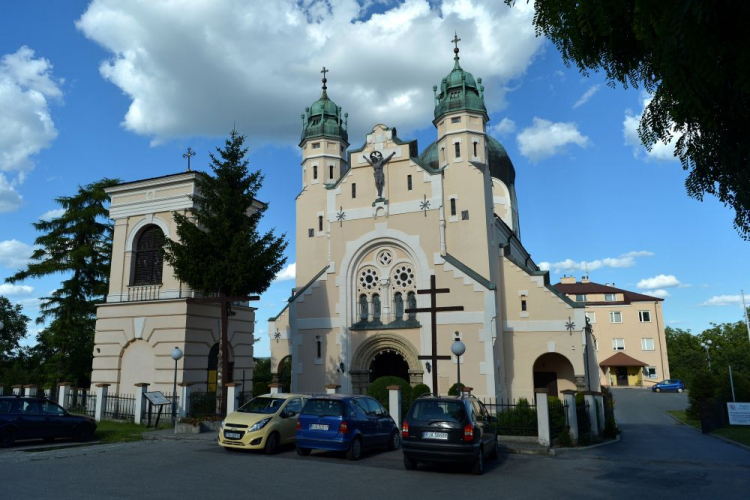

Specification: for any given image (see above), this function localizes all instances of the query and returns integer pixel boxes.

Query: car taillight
[402,421,409,438]
[463,423,474,442]
[339,421,348,434]
[296,420,301,431]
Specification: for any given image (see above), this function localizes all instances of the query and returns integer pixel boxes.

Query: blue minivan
[295,395,400,460]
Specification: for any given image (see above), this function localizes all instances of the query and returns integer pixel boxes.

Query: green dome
[301,81,348,145]
[433,58,487,121]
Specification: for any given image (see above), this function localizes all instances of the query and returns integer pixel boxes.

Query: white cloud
[573,84,599,109]
[489,117,516,137]
[0,284,34,296]
[623,92,681,161]
[539,250,654,274]
[39,208,64,220]
[0,47,62,211]
[75,0,543,145]
[700,295,744,307]
[274,262,296,282]
[646,289,670,298]
[15,297,41,312]
[516,117,589,162]
[0,239,34,269]
[637,274,681,290]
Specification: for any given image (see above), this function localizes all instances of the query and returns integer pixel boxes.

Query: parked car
[0,396,96,447]
[218,393,309,454]
[401,395,498,475]
[295,395,400,461]
[652,379,685,393]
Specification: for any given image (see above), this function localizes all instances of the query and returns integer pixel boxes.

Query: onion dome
[300,67,348,145]
[433,34,488,122]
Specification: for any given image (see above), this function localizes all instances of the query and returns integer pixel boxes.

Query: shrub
[367,376,411,417]
[253,381,268,397]
[556,426,572,447]
[687,370,716,420]
[411,383,431,401]
[447,383,466,396]
[603,416,619,439]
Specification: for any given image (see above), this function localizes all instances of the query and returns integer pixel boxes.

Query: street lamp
[171,347,183,424]
[451,338,466,397]
[700,339,713,369]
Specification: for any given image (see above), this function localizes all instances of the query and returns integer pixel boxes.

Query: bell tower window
[132,225,165,285]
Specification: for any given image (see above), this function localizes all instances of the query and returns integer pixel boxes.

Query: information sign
[144,391,170,406]
[727,402,750,425]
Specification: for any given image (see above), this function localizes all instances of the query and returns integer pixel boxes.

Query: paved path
[2,389,748,499]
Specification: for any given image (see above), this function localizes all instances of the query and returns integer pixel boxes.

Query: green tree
[0,296,29,364]
[509,1,750,238]
[665,326,704,383]
[163,130,287,416]
[5,178,119,386]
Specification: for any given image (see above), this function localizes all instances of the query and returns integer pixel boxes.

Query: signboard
[144,391,170,406]
[727,402,750,425]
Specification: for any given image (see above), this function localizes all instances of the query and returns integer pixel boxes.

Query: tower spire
[451,32,462,69]
[320,66,329,99]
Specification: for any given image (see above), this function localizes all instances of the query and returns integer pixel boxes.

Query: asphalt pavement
[2,388,749,499]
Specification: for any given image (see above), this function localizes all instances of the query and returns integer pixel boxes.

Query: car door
[364,398,389,446]
[17,399,46,440]
[41,400,70,438]
[353,398,377,447]
[280,397,303,443]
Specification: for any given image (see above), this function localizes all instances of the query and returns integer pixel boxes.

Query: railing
[103,393,136,421]
[188,391,218,418]
[481,397,538,436]
[126,285,161,302]
[64,391,95,417]
[548,399,568,436]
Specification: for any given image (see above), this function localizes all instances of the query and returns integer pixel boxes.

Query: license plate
[224,431,242,440]
[310,424,329,431]
[422,432,448,440]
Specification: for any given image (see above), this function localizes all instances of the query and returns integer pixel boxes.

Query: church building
[269,41,600,401]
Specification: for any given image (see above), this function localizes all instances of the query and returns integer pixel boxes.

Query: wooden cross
[405,275,464,396]
[182,147,196,172]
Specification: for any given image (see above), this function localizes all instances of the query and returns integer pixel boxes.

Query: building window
[454,142,461,158]
[372,294,381,322]
[329,165,334,179]
[394,292,404,319]
[407,175,412,191]
[639,310,652,322]
[521,297,527,312]
[585,312,597,324]
[359,294,368,322]
[352,183,356,198]
[612,338,625,351]
[641,338,655,351]
[473,141,478,157]
[451,116,461,123]
[605,293,617,301]
[407,292,417,320]
[645,366,657,379]
[610,311,623,323]
[312,142,320,149]
[315,336,322,359]
[313,165,318,179]
[318,215,323,232]
[450,198,457,216]
[461,210,469,220]
[133,225,165,285]
[308,228,314,237]
[575,294,587,302]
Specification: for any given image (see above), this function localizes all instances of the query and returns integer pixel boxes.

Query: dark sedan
[0,396,97,447]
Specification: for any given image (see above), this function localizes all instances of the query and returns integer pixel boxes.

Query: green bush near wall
[411,383,431,401]
[367,376,411,417]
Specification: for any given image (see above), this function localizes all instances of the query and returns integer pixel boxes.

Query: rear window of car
[408,400,467,422]
[301,399,344,417]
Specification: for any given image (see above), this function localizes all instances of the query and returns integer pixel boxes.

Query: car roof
[256,393,310,399]
[413,395,470,402]
[307,394,369,401]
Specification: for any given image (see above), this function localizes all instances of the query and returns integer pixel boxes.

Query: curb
[553,433,621,454]
[665,412,750,453]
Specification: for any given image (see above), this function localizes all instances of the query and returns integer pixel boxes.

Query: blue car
[651,379,685,393]
[295,395,400,460]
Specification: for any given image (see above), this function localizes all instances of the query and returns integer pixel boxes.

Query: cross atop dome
[320,66,329,98]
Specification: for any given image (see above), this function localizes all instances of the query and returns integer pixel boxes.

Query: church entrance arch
[350,334,423,394]
[532,353,576,398]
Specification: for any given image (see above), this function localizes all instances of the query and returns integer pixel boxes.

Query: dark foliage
[367,376,411,417]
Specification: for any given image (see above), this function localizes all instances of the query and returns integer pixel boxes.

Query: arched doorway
[277,355,292,393]
[369,351,410,383]
[533,353,576,398]
[206,343,233,392]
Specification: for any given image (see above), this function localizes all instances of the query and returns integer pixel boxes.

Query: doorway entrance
[369,351,410,383]
[615,367,629,386]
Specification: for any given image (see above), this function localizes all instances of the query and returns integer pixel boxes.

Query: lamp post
[451,338,466,397]
[171,347,183,424]
[700,339,713,370]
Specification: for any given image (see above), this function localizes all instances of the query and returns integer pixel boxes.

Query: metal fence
[188,391,218,418]
[481,397,538,436]
[548,399,568,436]
[64,391,96,418]
[237,391,253,407]
[103,393,136,421]
[576,401,590,435]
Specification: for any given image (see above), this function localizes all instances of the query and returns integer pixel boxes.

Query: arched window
[394,292,404,320]
[359,294,368,322]
[372,294,381,322]
[407,292,417,320]
[133,226,165,285]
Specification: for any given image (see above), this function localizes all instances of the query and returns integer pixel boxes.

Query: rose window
[392,265,415,288]
[377,250,393,267]
[358,267,380,290]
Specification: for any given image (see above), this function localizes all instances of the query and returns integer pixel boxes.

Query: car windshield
[301,399,344,417]
[238,397,285,414]
[409,400,467,422]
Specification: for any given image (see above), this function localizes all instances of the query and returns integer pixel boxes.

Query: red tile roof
[552,281,664,303]
[599,352,649,367]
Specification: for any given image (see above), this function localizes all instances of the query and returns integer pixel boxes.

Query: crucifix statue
[362,150,395,199]
[182,147,196,172]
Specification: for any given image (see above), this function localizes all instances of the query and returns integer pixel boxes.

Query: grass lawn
[668,410,750,447]
[95,421,165,444]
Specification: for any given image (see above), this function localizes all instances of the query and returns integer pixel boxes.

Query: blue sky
[1,0,747,358]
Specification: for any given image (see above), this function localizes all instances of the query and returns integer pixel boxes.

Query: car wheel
[387,430,401,451]
[73,424,93,442]
[403,455,417,471]
[296,446,311,456]
[264,432,279,455]
[346,437,362,461]
[0,427,16,448]
[655,388,661,393]
[678,388,684,393]
[472,447,484,475]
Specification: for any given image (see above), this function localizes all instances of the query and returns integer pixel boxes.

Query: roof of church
[553,281,664,303]
[300,69,348,145]
[417,135,516,187]
[433,37,487,122]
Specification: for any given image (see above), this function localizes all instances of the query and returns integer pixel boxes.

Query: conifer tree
[164,130,287,415]
[5,178,120,386]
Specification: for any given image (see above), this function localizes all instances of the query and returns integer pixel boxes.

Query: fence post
[534,388,551,448]
[12,385,22,395]
[226,383,241,415]
[561,390,578,444]
[387,386,402,429]
[24,384,37,397]
[58,382,72,408]
[95,384,110,422]
[0,384,3,396]
[268,383,283,395]
[584,391,599,436]
[179,383,193,418]
[325,384,340,395]
[134,383,149,425]
[595,393,605,435]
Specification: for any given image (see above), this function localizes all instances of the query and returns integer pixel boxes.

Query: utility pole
[742,290,750,344]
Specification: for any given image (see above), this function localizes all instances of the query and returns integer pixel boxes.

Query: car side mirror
[284,410,297,418]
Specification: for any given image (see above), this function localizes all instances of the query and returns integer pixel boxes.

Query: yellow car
[218,393,308,454]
